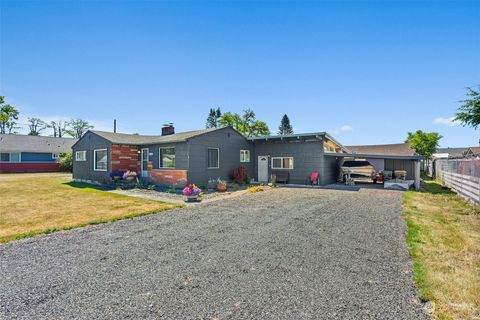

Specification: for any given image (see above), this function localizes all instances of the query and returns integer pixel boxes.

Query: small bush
[232,166,248,185]
[58,152,73,172]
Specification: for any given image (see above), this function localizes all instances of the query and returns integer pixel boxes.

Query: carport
[325,153,423,191]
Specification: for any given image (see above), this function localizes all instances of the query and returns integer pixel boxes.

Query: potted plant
[216,178,227,192]
[183,184,203,202]
[109,169,124,181]
[122,170,138,182]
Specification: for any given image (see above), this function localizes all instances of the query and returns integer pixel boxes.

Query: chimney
[114,119,117,133]
[162,123,175,136]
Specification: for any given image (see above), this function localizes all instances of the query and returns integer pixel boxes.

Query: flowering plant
[122,170,137,179]
[183,184,202,197]
[109,169,125,179]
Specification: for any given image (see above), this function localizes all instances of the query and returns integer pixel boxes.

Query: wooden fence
[434,158,480,205]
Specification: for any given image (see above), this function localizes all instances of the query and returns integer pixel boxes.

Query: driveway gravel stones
[0,188,428,319]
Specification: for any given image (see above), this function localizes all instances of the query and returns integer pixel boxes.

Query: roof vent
[162,123,175,136]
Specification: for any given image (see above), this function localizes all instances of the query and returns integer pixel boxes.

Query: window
[75,151,87,161]
[52,153,59,160]
[94,149,108,171]
[10,153,21,162]
[207,148,219,168]
[159,147,175,168]
[271,157,294,169]
[240,150,250,162]
[0,153,9,162]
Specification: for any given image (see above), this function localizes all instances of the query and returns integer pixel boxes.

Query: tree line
[0,96,93,138]
[205,108,293,137]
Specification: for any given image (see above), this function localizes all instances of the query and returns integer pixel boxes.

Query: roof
[345,143,416,156]
[436,147,469,157]
[325,153,424,160]
[0,134,77,153]
[89,127,223,145]
[467,147,480,155]
[248,132,345,148]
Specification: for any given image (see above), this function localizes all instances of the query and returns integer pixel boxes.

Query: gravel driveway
[0,188,427,320]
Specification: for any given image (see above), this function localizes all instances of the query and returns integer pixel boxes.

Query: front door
[141,148,149,177]
[258,155,269,182]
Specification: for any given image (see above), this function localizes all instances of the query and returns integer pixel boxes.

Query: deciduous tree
[0,96,20,134]
[27,118,47,136]
[455,86,480,129]
[67,119,94,138]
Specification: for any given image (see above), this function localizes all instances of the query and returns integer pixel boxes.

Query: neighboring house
[72,126,348,186]
[433,147,469,159]
[0,134,77,173]
[465,147,480,157]
[346,143,416,156]
[344,143,420,180]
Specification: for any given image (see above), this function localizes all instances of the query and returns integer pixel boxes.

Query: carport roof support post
[414,160,421,191]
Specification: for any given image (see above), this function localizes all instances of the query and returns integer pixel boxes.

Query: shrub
[232,166,248,185]
[58,152,73,172]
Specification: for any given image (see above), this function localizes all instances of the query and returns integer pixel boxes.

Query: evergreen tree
[278,114,293,135]
[206,108,222,128]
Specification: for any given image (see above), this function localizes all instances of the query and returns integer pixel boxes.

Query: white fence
[435,158,480,205]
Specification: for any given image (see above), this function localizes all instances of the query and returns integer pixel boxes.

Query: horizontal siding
[147,142,189,170]
[253,140,326,184]
[72,131,112,183]
[187,127,254,184]
[21,152,56,162]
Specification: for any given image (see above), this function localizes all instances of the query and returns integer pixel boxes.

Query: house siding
[253,140,324,184]
[20,152,56,162]
[187,127,254,184]
[385,159,415,180]
[147,142,189,170]
[72,131,112,183]
[320,151,340,185]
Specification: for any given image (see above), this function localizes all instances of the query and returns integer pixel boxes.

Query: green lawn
[0,173,182,244]
[403,179,480,320]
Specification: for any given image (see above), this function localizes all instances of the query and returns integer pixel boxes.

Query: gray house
[72,125,347,186]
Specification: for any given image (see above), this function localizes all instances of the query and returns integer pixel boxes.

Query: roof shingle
[0,134,77,153]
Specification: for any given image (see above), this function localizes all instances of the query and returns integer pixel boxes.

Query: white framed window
[94,149,108,171]
[0,153,10,162]
[52,153,59,160]
[240,150,250,162]
[159,147,175,168]
[75,151,87,161]
[207,148,219,168]
[271,157,294,169]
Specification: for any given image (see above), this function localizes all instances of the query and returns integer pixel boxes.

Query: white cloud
[432,117,460,127]
[331,125,353,134]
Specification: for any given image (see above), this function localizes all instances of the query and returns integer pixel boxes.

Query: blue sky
[1,0,479,147]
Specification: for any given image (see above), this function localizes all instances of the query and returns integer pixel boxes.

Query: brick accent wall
[111,144,140,173]
[147,161,188,186]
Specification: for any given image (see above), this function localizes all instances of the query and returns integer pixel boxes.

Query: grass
[403,179,480,320]
[0,173,182,244]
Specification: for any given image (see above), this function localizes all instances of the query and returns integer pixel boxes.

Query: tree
[67,118,93,138]
[27,118,47,136]
[218,109,270,137]
[48,120,69,137]
[278,114,293,135]
[0,96,20,134]
[405,130,442,172]
[206,108,222,128]
[455,86,480,129]
[58,152,73,172]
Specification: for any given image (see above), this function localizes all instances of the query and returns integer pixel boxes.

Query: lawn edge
[0,203,184,245]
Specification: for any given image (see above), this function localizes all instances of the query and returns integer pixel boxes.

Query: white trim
[93,149,108,171]
[75,151,87,161]
[271,157,294,170]
[240,149,250,162]
[141,148,149,176]
[207,147,220,169]
[159,146,176,168]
